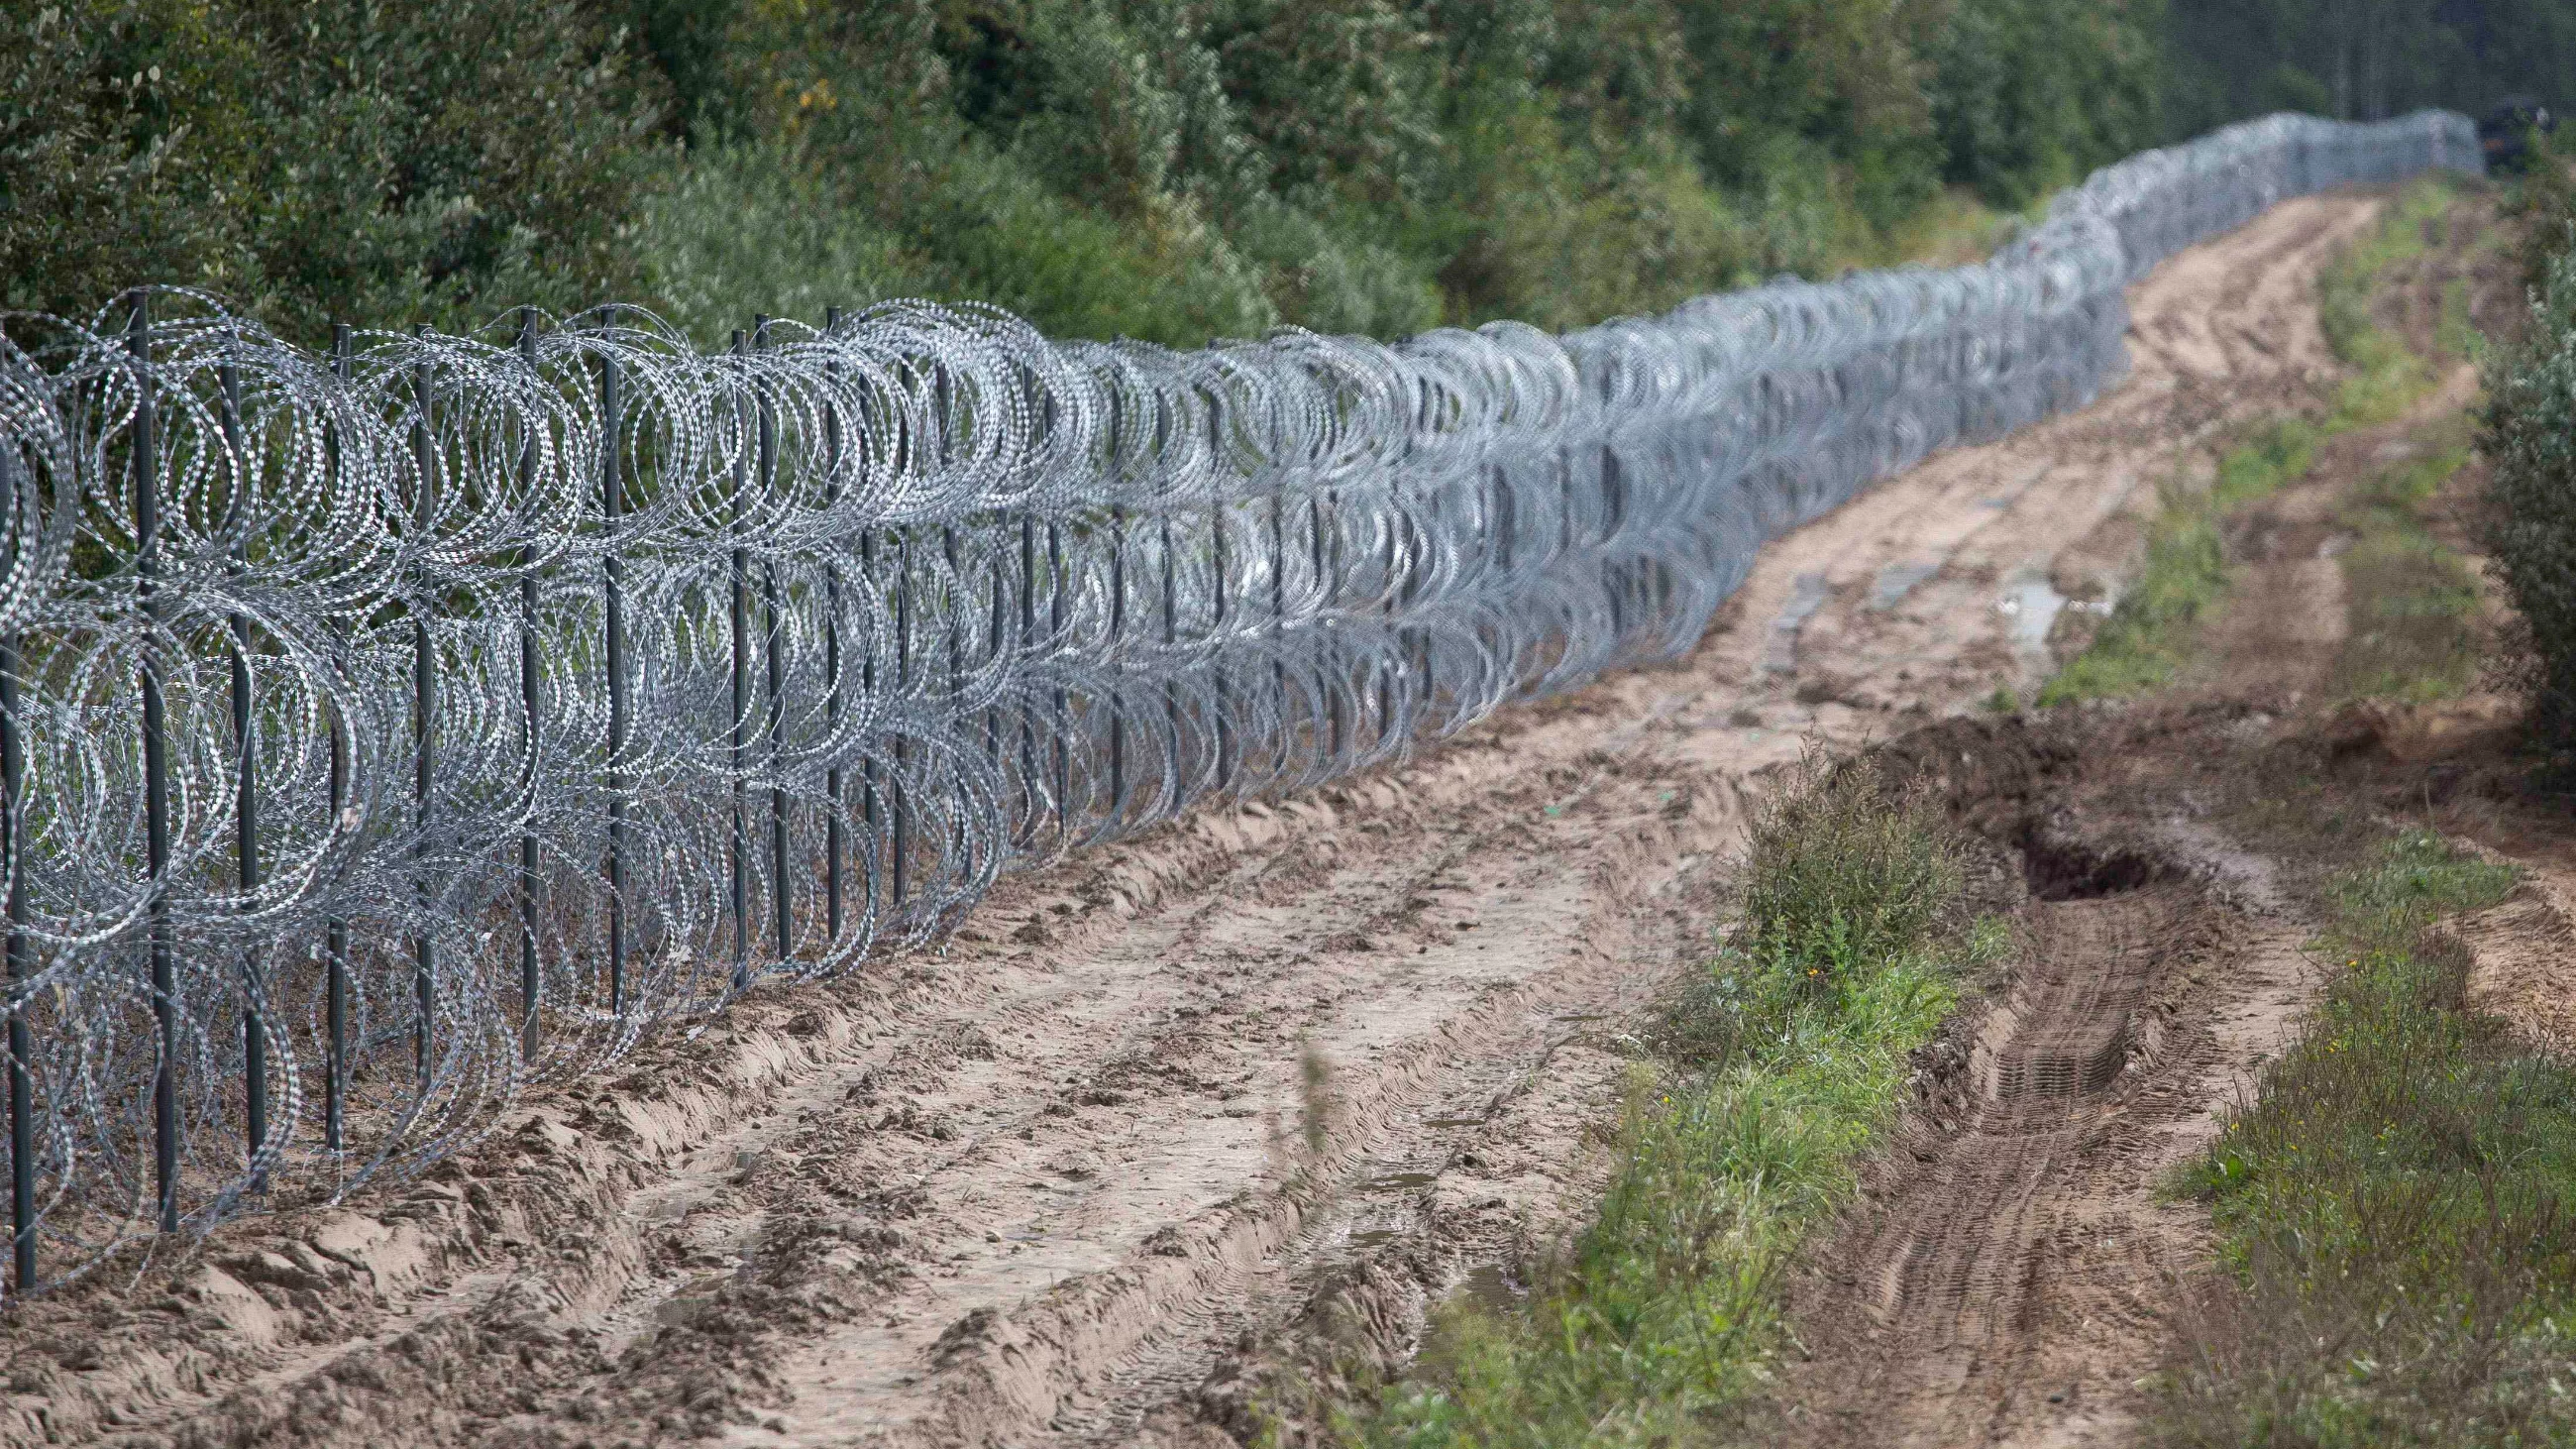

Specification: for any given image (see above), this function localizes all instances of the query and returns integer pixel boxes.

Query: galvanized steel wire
[0,110,2479,1296]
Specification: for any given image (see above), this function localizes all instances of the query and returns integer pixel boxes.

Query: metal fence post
[728,330,752,993]
[757,319,790,966]
[408,330,437,1091]
[2,510,34,1290]
[600,307,629,1019]
[860,530,880,924]
[129,297,178,1235]
[325,324,351,1155]
[892,529,911,910]
[516,310,543,1060]
[1211,504,1231,791]
[218,351,267,1169]
[821,307,845,948]
[1107,507,1126,823]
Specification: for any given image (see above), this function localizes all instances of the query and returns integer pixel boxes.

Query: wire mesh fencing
[0,109,2478,1299]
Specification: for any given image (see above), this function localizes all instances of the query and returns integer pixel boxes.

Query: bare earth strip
[0,190,2385,1449]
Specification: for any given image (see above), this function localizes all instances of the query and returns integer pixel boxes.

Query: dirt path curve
[0,191,2386,1449]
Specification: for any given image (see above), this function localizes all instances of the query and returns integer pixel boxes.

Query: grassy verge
[1329,750,1999,1447]
[2316,177,2458,428]
[2145,832,2576,1447]
[2041,175,2466,708]
[2325,413,2484,704]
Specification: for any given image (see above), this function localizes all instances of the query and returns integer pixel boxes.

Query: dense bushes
[1,0,666,345]
[2480,167,2576,741]
[4,0,2188,347]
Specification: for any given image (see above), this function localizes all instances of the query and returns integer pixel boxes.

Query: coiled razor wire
[0,110,2479,1297]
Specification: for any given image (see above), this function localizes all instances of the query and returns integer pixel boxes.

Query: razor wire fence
[0,109,2479,1300]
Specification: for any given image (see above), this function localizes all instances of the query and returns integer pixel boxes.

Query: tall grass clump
[1345,748,1992,1447]
[2148,833,2576,1448]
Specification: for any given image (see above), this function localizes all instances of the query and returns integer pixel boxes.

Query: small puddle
[1422,1114,1487,1130]
[1871,559,1941,612]
[1997,571,2070,652]
[1456,1264,1527,1314]
[1359,1170,1439,1194]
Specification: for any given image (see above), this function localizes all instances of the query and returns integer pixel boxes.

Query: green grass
[2317,177,2456,429]
[2326,416,2484,705]
[2144,833,2576,1448]
[1330,749,1998,1448]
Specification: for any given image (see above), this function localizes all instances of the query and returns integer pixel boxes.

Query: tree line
[5,0,2566,350]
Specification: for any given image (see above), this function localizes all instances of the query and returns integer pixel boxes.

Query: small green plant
[1739,746,1967,974]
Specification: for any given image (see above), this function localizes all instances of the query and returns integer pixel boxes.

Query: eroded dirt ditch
[0,185,2495,1449]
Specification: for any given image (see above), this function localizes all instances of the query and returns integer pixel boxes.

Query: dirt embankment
[0,189,2407,1449]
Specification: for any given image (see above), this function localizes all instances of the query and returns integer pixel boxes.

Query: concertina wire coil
[0,109,2481,1296]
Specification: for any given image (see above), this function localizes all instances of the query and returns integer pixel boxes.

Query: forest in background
[5,0,2569,350]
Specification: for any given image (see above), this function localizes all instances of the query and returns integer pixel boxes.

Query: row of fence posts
[0,297,888,1294]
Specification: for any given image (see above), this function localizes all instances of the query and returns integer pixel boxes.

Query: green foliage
[1348,749,1988,1446]
[2149,834,2571,1449]
[2478,227,2576,741]
[0,0,668,344]
[2317,179,2454,428]
[1928,0,2169,208]
[1738,746,1967,979]
[5,0,2175,347]
[2508,125,2576,299]
[18,0,2563,352]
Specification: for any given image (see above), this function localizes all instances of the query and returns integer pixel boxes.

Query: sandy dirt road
[0,189,2393,1449]
[1758,183,2527,1449]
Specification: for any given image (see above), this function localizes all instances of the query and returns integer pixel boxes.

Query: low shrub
[2479,235,2576,741]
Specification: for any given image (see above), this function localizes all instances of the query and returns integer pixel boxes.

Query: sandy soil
[0,188,2409,1449]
